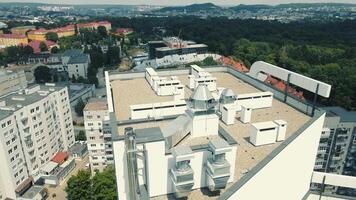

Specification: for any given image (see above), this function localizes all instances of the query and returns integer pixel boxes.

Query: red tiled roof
[77,21,111,28]
[0,33,27,39]
[28,25,75,35]
[219,56,249,73]
[263,75,305,100]
[116,28,133,34]
[52,152,68,164]
[28,40,57,53]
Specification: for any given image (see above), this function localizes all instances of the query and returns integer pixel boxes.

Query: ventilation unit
[170,146,194,199]
[206,139,231,192]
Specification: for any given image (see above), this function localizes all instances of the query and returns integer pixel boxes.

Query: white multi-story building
[0,70,27,97]
[0,83,75,200]
[99,61,356,200]
[84,99,113,174]
[313,106,356,196]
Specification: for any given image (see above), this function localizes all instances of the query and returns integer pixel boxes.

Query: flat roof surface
[111,72,261,121]
[110,70,310,200]
[84,101,107,111]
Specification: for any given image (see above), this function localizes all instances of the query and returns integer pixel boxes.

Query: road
[45,155,89,200]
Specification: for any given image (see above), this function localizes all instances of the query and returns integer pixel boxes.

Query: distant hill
[156,3,356,13]
[230,4,272,12]
[157,3,223,13]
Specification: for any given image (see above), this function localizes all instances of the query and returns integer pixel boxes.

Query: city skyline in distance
[3,0,356,6]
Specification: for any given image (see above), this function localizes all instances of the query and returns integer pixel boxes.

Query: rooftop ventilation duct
[188,84,216,112]
[206,139,231,192]
[170,146,195,198]
[124,127,140,200]
[219,88,236,104]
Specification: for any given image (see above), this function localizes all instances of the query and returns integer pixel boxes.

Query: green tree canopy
[39,42,48,52]
[97,26,107,37]
[65,167,117,200]
[34,65,52,83]
[65,170,92,200]
[74,99,85,117]
[92,167,117,200]
[76,130,87,141]
[50,46,59,54]
[45,32,59,42]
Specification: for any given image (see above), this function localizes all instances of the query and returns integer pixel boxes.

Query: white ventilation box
[274,120,287,141]
[221,104,236,125]
[250,121,278,146]
[240,106,252,124]
[188,75,195,89]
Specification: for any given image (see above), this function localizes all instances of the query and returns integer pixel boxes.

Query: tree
[39,42,48,52]
[76,130,87,141]
[50,46,59,54]
[65,170,92,200]
[65,167,117,200]
[34,66,52,83]
[202,56,218,66]
[106,46,121,65]
[97,26,107,38]
[92,167,117,200]
[45,32,59,42]
[74,99,85,117]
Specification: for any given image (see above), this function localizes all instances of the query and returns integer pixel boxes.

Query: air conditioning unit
[206,139,231,192]
[170,146,194,199]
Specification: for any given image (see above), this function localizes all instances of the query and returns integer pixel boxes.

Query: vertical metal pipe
[125,127,140,200]
[312,84,320,116]
[284,73,291,103]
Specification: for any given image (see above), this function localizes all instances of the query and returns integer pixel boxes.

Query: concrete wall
[221,113,325,200]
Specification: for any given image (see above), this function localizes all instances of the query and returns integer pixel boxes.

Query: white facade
[135,53,221,69]
[224,113,325,200]
[84,100,113,173]
[68,62,89,79]
[0,70,27,97]
[235,91,273,111]
[130,100,187,120]
[113,138,237,199]
[0,84,75,199]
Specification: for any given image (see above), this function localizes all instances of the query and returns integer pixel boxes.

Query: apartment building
[27,21,112,42]
[27,25,75,42]
[77,21,112,31]
[10,26,36,35]
[0,33,28,48]
[84,99,113,174]
[0,70,27,97]
[314,106,356,195]
[0,83,75,199]
[103,61,341,200]
[148,37,208,59]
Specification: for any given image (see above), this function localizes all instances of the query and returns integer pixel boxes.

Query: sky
[3,0,356,6]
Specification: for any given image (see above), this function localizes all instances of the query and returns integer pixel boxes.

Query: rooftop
[110,67,311,199]
[0,33,27,39]
[21,186,44,199]
[84,100,108,111]
[0,84,65,120]
[62,49,82,57]
[68,54,89,64]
